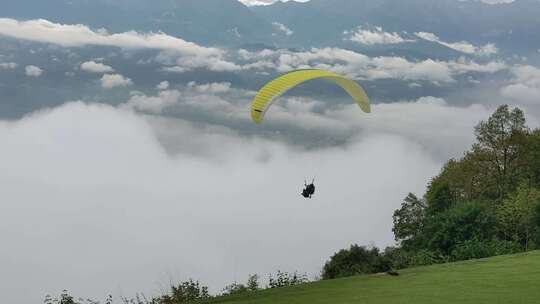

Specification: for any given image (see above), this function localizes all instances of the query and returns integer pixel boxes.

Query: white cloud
[80,61,114,73]
[0,18,221,57]
[100,74,133,89]
[122,82,236,114]
[157,81,170,91]
[501,65,540,104]
[25,65,43,77]
[161,66,190,73]
[415,32,498,56]
[124,89,181,114]
[158,52,241,73]
[238,47,506,83]
[0,18,239,73]
[347,27,413,45]
[187,82,232,94]
[0,62,17,69]
[272,22,294,36]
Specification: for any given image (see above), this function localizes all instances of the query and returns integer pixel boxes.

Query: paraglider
[250,69,371,199]
[301,179,316,199]
[250,69,370,124]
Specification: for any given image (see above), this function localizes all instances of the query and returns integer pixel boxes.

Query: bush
[417,201,497,256]
[153,280,210,304]
[221,283,248,296]
[322,245,390,279]
[268,271,308,288]
[411,249,448,266]
[246,274,259,291]
[451,239,521,261]
[381,247,413,270]
[44,291,113,304]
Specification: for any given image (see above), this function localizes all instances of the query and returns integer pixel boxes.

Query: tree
[268,271,308,288]
[392,193,426,246]
[472,105,529,200]
[221,283,247,296]
[322,245,387,279]
[417,201,497,256]
[44,291,77,304]
[496,184,540,250]
[154,280,210,304]
[523,130,540,188]
[425,181,455,214]
[246,274,259,291]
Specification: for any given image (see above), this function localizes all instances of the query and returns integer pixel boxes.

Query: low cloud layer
[0,19,220,56]
[237,48,506,83]
[0,100,449,303]
[0,18,239,73]
[0,18,509,84]
[501,65,540,109]
[1,90,521,303]
[415,32,498,56]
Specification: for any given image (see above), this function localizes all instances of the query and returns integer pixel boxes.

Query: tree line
[323,105,540,279]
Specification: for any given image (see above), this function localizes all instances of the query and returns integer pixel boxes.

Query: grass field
[208,251,540,304]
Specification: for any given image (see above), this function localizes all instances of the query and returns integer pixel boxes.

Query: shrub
[154,280,210,304]
[411,249,448,266]
[322,245,391,279]
[451,239,521,261]
[268,271,308,288]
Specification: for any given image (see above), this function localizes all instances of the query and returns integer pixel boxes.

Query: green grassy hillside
[210,251,540,304]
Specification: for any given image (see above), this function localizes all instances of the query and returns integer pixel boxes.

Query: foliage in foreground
[45,271,307,304]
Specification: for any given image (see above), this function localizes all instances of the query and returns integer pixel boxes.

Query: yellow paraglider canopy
[251,69,370,124]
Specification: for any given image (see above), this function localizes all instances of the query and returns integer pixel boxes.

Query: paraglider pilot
[301,179,316,199]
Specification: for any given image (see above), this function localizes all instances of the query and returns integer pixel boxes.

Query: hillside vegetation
[209,251,540,304]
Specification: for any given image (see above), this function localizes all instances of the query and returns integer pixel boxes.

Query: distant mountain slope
[1,0,276,46]
[3,0,540,53]
[208,251,540,304]
[252,0,540,52]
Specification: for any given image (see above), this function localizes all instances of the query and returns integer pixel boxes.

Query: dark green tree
[246,274,259,291]
[496,184,540,250]
[523,129,540,188]
[392,193,426,247]
[472,105,528,200]
[425,181,456,214]
[322,245,387,280]
[418,201,497,256]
